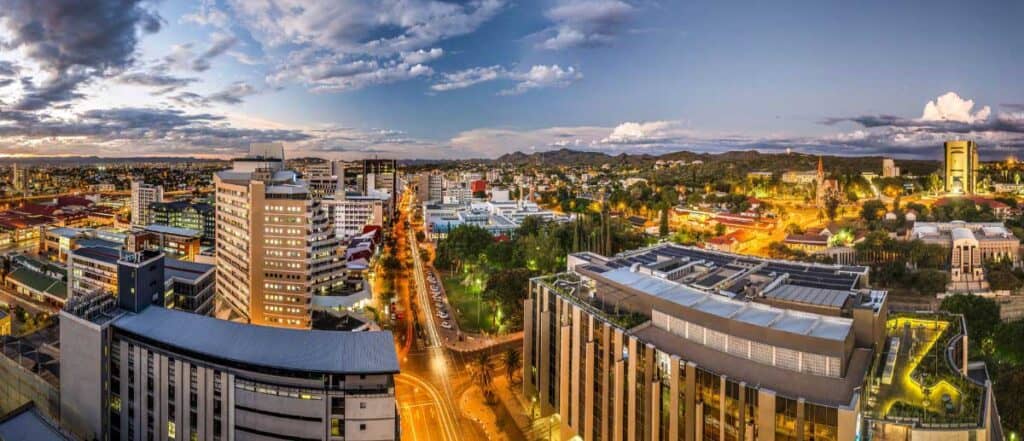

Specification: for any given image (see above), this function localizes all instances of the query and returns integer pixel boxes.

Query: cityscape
[0,1,1023,441]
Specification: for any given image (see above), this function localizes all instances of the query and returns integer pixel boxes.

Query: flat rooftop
[113,306,399,375]
[0,403,71,441]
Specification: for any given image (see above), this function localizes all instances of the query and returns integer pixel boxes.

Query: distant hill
[487,148,941,175]
[0,156,224,166]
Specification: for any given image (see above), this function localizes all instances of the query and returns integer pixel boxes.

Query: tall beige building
[130,180,163,228]
[214,144,346,329]
[944,140,979,194]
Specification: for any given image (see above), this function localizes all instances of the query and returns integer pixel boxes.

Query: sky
[0,0,1023,160]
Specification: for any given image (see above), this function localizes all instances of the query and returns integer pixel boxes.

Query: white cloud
[401,48,445,65]
[500,65,583,95]
[601,120,683,144]
[431,66,506,92]
[538,0,635,50]
[921,91,991,123]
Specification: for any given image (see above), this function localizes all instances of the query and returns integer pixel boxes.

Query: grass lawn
[441,274,500,335]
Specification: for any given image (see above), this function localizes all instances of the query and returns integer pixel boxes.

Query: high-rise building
[150,200,215,245]
[415,172,444,202]
[11,163,29,193]
[58,252,400,441]
[324,195,387,240]
[362,159,398,222]
[214,144,346,328]
[130,180,164,228]
[944,140,979,194]
[525,243,1000,441]
[882,158,900,177]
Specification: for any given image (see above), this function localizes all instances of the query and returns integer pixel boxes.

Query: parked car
[441,321,452,329]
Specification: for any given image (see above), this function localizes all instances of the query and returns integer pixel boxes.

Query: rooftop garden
[863,313,986,429]
[536,273,650,329]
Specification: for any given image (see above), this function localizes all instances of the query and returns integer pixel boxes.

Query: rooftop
[0,403,72,441]
[143,224,203,238]
[113,306,399,375]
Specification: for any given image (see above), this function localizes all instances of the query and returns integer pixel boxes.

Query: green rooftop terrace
[535,273,650,329]
[863,312,986,429]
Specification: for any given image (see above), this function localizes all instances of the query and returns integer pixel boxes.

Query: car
[441,321,452,329]
[437,311,449,319]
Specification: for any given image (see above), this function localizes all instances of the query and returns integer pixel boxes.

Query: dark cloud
[0,107,311,152]
[1003,103,1024,112]
[0,0,163,109]
[823,113,1024,134]
[191,33,238,72]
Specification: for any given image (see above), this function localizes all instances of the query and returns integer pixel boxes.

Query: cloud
[118,72,198,94]
[212,0,501,93]
[601,121,686,144]
[0,0,162,110]
[207,81,259,104]
[921,91,990,123]
[500,65,583,95]
[181,0,231,30]
[164,33,238,72]
[401,48,445,65]
[537,0,635,50]
[431,66,506,92]
[431,64,582,94]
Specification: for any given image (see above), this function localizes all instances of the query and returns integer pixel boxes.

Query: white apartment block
[324,196,386,240]
[130,180,164,228]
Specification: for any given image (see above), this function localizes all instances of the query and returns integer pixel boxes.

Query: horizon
[1,1,1022,160]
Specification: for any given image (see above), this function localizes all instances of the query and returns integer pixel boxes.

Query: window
[360,424,367,431]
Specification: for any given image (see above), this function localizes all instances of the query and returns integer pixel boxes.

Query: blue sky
[0,0,1023,159]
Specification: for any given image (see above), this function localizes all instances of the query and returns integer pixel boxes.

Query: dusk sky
[1,0,1023,159]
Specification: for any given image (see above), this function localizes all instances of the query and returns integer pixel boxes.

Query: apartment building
[130,181,163,228]
[214,144,346,329]
[323,195,387,240]
[57,251,400,441]
[525,243,999,441]
[415,172,444,202]
[150,200,215,245]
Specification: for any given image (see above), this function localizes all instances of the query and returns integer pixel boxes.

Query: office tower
[130,180,164,228]
[415,172,444,202]
[324,195,387,240]
[11,163,29,193]
[59,253,399,441]
[882,158,900,177]
[214,144,346,328]
[525,243,999,441]
[944,140,979,194]
[150,200,215,245]
[362,159,398,223]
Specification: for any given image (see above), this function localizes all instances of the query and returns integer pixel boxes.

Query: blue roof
[113,306,399,375]
[0,404,71,440]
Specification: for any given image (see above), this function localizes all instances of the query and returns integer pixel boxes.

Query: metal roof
[0,404,71,440]
[144,224,202,238]
[764,284,851,309]
[113,306,399,375]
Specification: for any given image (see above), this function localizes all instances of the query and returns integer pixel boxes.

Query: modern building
[524,243,999,441]
[415,172,444,202]
[945,140,979,194]
[11,163,29,193]
[362,159,398,222]
[214,144,347,328]
[324,195,387,241]
[881,158,900,178]
[130,180,164,228]
[67,245,216,316]
[57,252,400,441]
[150,200,215,245]
[136,224,203,261]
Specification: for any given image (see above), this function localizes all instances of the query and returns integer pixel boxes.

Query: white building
[324,195,387,240]
[214,144,347,329]
[882,158,900,177]
[130,180,163,228]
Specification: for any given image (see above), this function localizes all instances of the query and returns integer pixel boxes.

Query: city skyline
[0,0,1023,159]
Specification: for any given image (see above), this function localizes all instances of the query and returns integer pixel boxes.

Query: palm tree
[470,351,494,388]
[502,349,521,384]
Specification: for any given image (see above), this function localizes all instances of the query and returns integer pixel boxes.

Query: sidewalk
[443,330,523,353]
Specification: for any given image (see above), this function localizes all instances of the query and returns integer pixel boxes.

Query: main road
[392,190,489,441]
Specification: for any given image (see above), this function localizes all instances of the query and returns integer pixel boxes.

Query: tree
[415,230,426,243]
[502,349,522,383]
[941,294,1001,349]
[824,192,841,221]
[380,254,402,274]
[484,268,532,329]
[860,199,887,222]
[714,223,726,236]
[659,208,669,237]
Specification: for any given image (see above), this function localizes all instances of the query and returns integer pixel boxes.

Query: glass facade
[776,396,799,441]
[697,369,721,441]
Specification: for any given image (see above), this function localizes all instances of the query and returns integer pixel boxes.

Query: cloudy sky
[0,0,1023,159]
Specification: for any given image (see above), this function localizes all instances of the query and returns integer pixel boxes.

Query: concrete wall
[59,311,106,441]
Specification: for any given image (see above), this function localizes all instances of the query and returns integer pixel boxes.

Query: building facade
[415,172,444,202]
[58,255,400,441]
[881,158,899,178]
[214,144,347,329]
[150,201,215,245]
[944,140,979,194]
[130,181,164,228]
[525,244,998,441]
[324,196,386,241]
